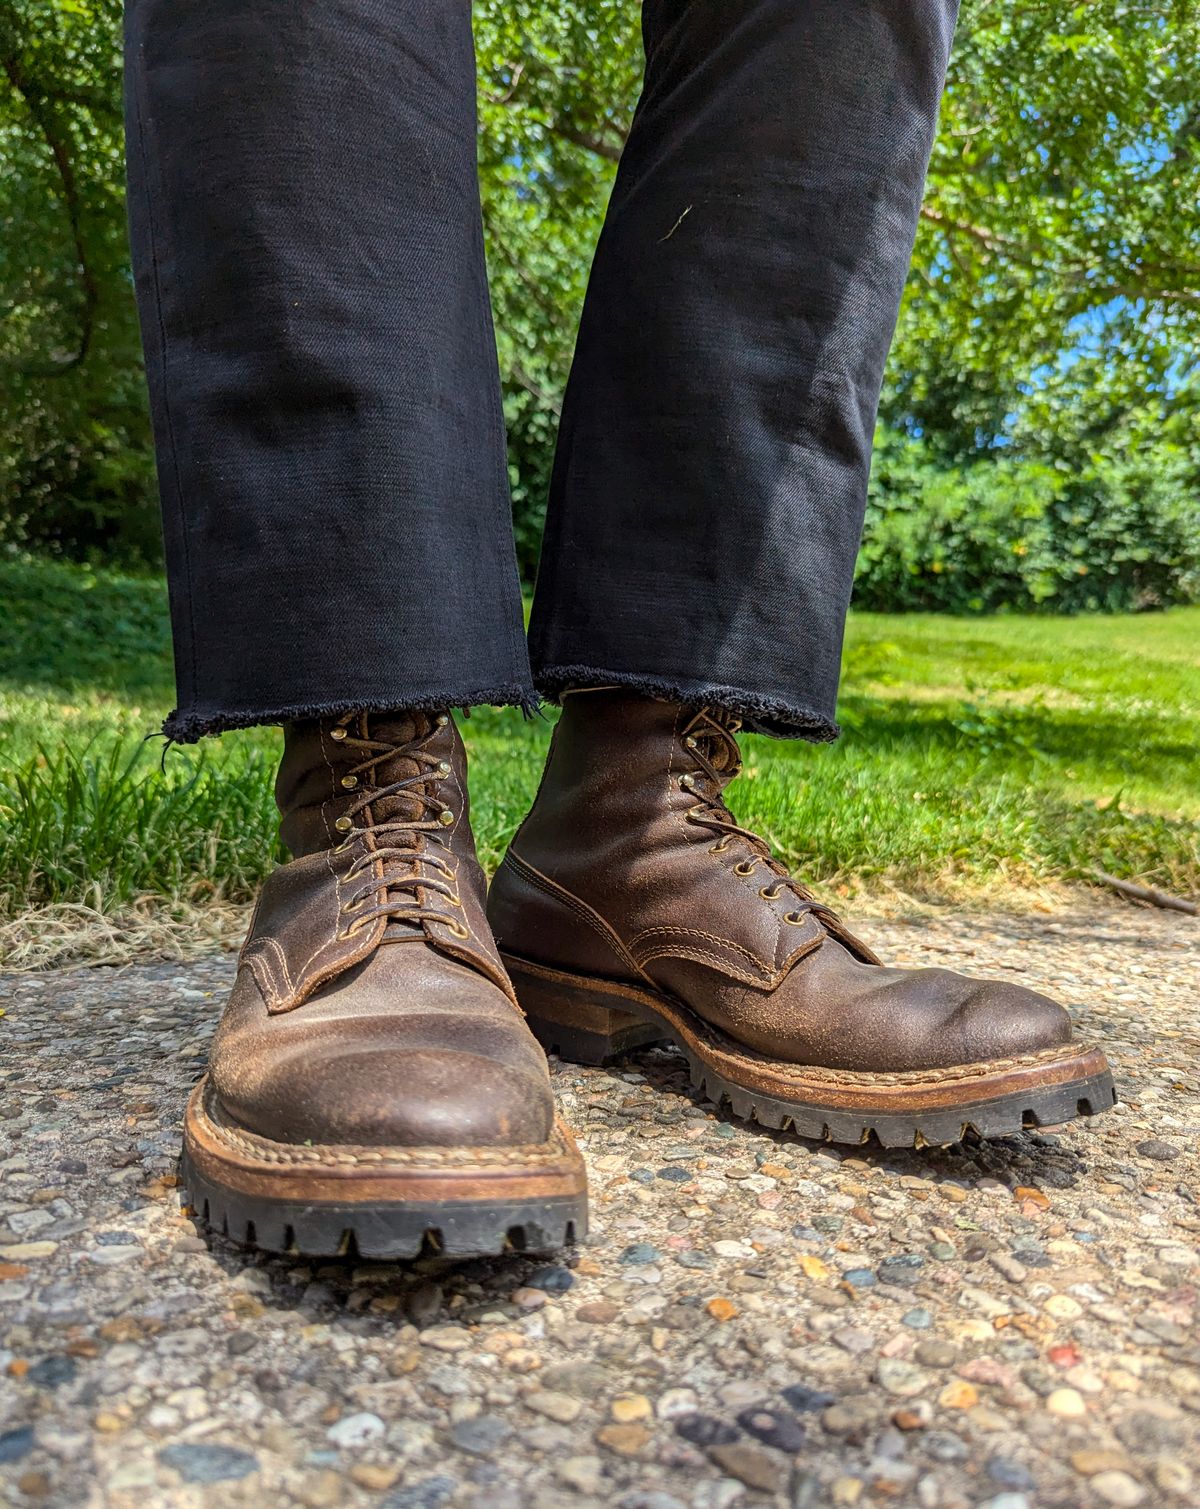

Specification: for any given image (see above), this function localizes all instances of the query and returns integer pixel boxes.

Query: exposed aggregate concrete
[0,907,1197,1509]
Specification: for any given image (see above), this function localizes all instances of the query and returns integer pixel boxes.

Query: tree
[897,0,1200,462]
[2,0,1197,575]
[1,0,157,558]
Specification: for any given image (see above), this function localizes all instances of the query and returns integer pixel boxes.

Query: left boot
[487,690,1116,1148]
[181,709,586,1259]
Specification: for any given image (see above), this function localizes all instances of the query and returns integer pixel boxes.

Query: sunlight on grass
[0,559,1196,963]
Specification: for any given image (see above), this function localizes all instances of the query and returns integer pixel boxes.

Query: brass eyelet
[446,894,463,908]
[330,727,347,741]
[334,815,354,834]
[447,920,470,939]
[734,860,755,877]
[437,809,455,826]
[684,735,698,748]
[437,760,452,775]
[341,774,358,790]
[784,911,806,925]
[340,898,362,916]
[435,714,449,727]
[760,885,783,901]
[679,773,695,790]
[333,838,353,854]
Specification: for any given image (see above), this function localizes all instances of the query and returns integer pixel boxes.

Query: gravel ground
[1,907,1198,1509]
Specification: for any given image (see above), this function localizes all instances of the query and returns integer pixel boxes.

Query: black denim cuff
[161,683,540,745]
[533,666,839,743]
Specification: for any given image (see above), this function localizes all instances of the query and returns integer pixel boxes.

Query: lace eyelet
[334,815,354,834]
[784,911,806,925]
[340,898,362,916]
[734,860,755,877]
[446,919,470,939]
[679,773,695,790]
[340,774,358,790]
[760,885,783,901]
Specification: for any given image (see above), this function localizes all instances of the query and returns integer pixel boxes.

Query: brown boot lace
[329,711,469,943]
[677,707,840,931]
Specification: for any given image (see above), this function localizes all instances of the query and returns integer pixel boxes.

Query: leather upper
[211,710,553,1147]
[488,690,1074,1073]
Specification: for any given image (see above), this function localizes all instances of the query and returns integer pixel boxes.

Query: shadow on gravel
[918,911,1188,955]
[183,1212,566,1317]
[626,1046,1093,1194]
[171,1025,1094,1307]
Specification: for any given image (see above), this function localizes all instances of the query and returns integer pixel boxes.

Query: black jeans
[124,0,957,744]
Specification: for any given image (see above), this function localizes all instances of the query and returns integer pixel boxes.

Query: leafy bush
[855,431,1200,614]
[0,554,171,696]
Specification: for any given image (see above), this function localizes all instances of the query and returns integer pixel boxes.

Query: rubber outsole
[181,1078,589,1260]
[181,1149,585,1259]
[503,952,1118,1149]
[671,1062,1117,1147]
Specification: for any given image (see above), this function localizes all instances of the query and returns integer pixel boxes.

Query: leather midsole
[502,952,1111,1113]
[184,1078,588,1205]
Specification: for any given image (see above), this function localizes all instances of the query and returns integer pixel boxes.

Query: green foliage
[1,0,1197,589]
[0,737,284,914]
[0,553,170,693]
[857,430,1200,613]
[0,0,159,561]
[896,0,1200,460]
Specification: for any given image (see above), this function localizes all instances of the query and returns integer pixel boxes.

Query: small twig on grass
[1091,871,1198,916]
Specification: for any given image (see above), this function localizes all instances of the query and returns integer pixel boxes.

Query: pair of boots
[182,691,1114,1259]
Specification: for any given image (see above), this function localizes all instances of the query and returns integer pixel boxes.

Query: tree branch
[507,362,562,416]
[920,205,1200,311]
[486,51,629,162]
[549,120,623,162]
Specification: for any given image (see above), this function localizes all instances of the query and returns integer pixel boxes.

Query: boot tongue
[356,710,439,828]
[355,711,441,946]
[692,708,743,778]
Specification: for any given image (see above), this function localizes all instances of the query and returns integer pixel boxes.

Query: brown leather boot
[487,690,1115,1148]
[181,709,586,1258]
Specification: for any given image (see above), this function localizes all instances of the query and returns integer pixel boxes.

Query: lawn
[1,557,1196,967]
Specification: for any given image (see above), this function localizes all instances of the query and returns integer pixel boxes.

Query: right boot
[180,709,587,1259]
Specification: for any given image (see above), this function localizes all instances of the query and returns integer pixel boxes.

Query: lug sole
[502,952,1118,1149]
[181,1077,588,1259]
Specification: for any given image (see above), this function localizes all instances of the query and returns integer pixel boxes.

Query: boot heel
[503,955,669,1067]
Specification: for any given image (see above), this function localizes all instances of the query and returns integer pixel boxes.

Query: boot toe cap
[949,976,1074,1064]
[214,1034,554,1148]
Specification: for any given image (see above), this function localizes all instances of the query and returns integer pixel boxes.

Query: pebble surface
[1,907,1197,1508]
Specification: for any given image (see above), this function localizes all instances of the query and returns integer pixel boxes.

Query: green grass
[1,556,1197,963]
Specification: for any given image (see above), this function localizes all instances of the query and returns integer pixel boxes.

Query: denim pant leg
[124,0,533,742]
[529,0,959,739]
